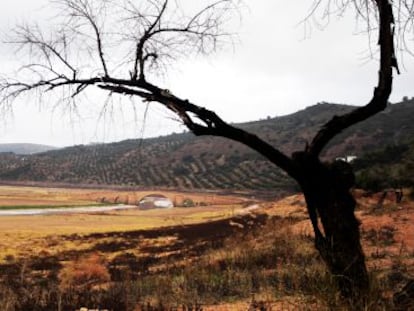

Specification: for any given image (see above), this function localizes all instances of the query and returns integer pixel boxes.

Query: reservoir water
[0,204,137,216]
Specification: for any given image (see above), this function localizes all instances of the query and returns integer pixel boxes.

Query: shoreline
[0,204,137,216]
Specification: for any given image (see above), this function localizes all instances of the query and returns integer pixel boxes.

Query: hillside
[0,99,413,191]
[353,139,414,191]
[0,143,57,155]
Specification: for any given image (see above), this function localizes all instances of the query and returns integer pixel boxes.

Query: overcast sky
[0,0,413,147]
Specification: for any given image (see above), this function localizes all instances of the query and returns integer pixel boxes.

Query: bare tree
[0,0,406,304]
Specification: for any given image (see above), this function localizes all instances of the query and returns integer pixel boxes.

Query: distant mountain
[0,99,413,191]
[0,143,57,155]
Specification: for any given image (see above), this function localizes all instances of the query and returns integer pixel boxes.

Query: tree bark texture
[294,153,369,303]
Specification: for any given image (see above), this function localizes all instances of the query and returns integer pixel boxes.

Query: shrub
[58,253,110,290]
[182,198,195,207]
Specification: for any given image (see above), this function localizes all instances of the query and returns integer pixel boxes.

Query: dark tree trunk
[294,153,369,303]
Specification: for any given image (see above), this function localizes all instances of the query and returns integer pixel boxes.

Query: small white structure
[138,194,174,210]
[336,155,357,163]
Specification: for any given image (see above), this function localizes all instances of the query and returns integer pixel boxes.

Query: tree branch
[62,0,109,76]
[132,0,168,80]
[129,0,233,80]
[98,81,299,179]
[308,0,398,156]
[11,25,77,77]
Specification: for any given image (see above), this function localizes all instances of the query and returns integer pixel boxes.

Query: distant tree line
[353,142,414,193]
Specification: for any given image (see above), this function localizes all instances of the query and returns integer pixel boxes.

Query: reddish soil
[267,192,414,273]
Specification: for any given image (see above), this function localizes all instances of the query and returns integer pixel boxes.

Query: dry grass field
[0,185,249,263]
[0,185,243,208]
[0,185,98,207]
[0,186,413,310]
